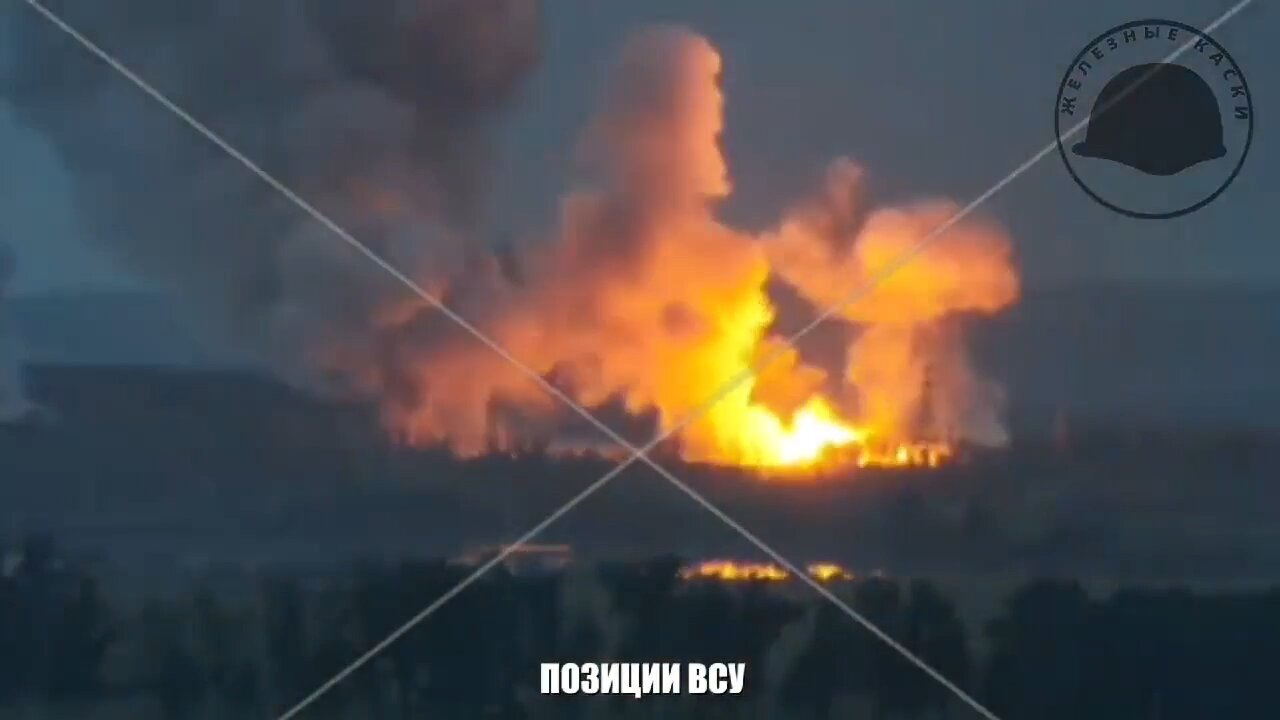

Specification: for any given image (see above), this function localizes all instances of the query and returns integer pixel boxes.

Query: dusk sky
[1,0,1274,294]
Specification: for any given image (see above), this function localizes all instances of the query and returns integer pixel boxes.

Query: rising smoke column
[0,242,33,423]
[501,26,784,462]
[0,0,539,399]
[389,26,814,461]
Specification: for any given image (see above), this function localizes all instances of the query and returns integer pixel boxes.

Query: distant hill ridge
[10,289,252,367]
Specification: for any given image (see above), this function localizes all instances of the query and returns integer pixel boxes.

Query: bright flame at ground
[732,408,956,470]
[807,562,855,582]
[674,313,957,471]
[679,560,857,583]
[681,560,789,582]
[704,394,955,471]
[854,440,954,469]
[734,398,865,468]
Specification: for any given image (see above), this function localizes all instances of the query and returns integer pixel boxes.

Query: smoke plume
[1,0,539,390]
[3,10,1019,467]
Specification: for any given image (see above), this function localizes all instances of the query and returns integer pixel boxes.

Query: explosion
[384,28,1019,471]
[3,5,1018,473]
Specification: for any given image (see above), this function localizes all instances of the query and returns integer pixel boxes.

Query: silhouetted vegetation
[3,536,1280,718]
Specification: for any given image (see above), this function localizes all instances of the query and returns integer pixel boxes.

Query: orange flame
[678,560,857,583]
[680,560,789,582]
[806,562,855,582]
[372,28,1018,474]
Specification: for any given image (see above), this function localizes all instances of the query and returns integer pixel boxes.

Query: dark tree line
[0,535,114,705]
[3,536,1280,719]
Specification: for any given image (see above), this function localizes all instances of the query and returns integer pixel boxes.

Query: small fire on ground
[679,559,855,583]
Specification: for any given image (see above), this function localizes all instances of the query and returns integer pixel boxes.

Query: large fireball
[384,27,1021,472]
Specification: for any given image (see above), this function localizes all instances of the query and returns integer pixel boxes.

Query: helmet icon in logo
[1054,19,1254,220]
[1071,63,1226,176]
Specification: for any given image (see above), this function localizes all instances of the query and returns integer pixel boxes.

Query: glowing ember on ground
[679,560,857,583]
[852,440,954,469]
[806,563,855,582]
[680,560,790,582]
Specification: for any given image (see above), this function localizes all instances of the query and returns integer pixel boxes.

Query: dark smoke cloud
[1,0,540,394]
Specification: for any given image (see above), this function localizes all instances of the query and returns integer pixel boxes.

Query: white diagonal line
[276,5,1251,716]
[17,2,1253,719]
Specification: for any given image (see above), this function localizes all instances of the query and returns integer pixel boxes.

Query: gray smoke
[0,241,33,422]
[0,0,539,398]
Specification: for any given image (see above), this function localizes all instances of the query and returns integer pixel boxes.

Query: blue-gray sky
[2,0,1275,293]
